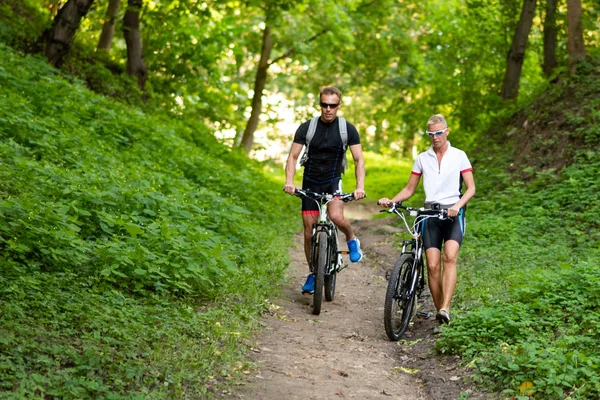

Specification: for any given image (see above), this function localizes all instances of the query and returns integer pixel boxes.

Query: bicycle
[294,189,357,315]
[380,202,448,341]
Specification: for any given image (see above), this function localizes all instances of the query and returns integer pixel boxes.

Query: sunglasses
[320,102,340,109]
[427,128,447,137]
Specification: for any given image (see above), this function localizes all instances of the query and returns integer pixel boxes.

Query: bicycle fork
[399,240,422,301]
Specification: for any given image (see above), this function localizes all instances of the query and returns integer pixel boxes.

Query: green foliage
[359,151,424,204]
[0,0,50,46]
[0,43,295,296]
[3,0,599,162]
[0,43,297,397]
[435,62,600,399]
[0,271,270,399]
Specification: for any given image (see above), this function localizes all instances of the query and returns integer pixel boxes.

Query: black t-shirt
[293,117,360,183]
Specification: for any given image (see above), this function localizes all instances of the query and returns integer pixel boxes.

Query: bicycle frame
[392,204,446,294]
[382,202,447,340]
[297,190,353,275]
[294,189,355,315]
[312,197,341,275]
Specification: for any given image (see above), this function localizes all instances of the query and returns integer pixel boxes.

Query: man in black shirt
[283,86,366,294]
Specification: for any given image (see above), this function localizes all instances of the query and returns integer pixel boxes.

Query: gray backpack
[299,116,349,173]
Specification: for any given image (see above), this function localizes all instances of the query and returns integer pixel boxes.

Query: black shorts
[301,178,343,215]
[421,209,466,250]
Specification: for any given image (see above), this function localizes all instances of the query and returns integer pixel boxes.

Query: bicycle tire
[324,273,336,301]
[324,229,338,301]
[325,227,342,301]
[312,231,327,315]
[324,240,337,301]
[384,254,417,341]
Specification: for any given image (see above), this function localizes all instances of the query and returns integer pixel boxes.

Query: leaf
[124,223,144,237]
[112,270,128,278]
[519,381,535,396]
[393,366,420,375]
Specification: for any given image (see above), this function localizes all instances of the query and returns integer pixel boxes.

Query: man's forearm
[285,157,297,185]
[355,160,365,190]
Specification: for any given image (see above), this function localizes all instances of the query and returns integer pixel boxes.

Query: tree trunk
[40,0,95,67]
[240,23,273,153]
[566,0,587,72]
[97,0,121,51]
[501,0,536,100]
[542,0,558,77]
[123,0,148,90]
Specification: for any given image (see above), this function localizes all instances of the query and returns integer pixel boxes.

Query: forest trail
[233,202,489,400]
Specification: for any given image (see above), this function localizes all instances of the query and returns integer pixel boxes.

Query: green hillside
[437,60,600,398]
[0,43,299,398]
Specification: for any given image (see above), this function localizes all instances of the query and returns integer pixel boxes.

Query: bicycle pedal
[340,251,349,255]
[417,311,431,319]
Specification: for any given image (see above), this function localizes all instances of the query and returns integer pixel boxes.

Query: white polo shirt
[411,142,473,205]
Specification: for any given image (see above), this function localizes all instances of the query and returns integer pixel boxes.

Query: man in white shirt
[378,114,476,324]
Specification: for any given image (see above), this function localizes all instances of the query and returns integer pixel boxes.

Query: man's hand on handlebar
[283,184,296,195]
[353,188,366,200]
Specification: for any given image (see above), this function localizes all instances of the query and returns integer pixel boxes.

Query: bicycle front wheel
[384,254,417,341]
[312,231,328,315]
[324,231,338,301]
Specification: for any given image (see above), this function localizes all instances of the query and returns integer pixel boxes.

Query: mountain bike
[295,189,356,315]
[380,202,447,341]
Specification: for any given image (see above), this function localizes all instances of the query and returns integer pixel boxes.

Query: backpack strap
[338,117,349,174]
[338,117,348,149]
[299,117,320,167]
[306,116,319,145]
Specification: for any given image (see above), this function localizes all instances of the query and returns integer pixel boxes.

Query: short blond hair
[320,86,342,100]
[427,114,447,128]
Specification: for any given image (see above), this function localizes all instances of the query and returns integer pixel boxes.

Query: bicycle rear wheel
[384,254,417,341]
[324,272,336,301]
[312,231,328,315]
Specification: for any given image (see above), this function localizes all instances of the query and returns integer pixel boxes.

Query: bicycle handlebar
[294,188,357,203]
[379,202,448,218]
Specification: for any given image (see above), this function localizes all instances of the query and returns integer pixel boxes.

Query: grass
[435,59,600,399]
[0,272,263,399]
[0,42,297,398]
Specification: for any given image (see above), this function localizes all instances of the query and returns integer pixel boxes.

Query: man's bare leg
[327,200,354,240]
[302,213,318,269]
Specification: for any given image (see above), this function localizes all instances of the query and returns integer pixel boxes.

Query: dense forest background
[1,0,599,398]
[4,0,599,157]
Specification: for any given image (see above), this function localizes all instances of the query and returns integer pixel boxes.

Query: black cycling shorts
[421,209,466,250]
[301,178,343,215]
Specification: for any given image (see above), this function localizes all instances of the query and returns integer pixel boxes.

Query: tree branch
[268,27,328,65]
[357,0,378,10]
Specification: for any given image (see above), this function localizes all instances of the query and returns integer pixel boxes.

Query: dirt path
[233,202,490,400]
